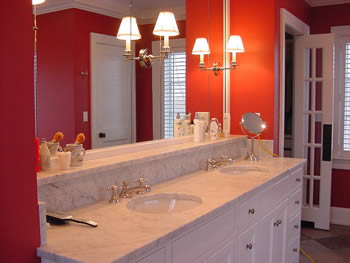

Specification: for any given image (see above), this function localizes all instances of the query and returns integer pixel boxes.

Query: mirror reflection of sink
[220,166,269,175]
[127,193,202,214]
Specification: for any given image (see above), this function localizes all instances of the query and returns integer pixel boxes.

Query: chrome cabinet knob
[294,224,299,229]
[248,208,255,215]
[274,219,282,227]
[246,243,253,250]
[293,248,298,253]
[296,178,301,182]
[295,200,300,205]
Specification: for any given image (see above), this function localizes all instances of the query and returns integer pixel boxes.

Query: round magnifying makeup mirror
[240,113,266,162]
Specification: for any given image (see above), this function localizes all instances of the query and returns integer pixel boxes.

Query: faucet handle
[122,181,129,188]
[135,178,151,194]
[107,185,122,203]
[134,178,148,186]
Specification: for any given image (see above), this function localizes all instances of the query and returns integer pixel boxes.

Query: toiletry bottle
[210,118,219,140]
[174,113,182,137]
[39,138,51,171]
[223,112,231,137]
[182,113,191,136]
[194,118,204,142]
[219,123,225,137]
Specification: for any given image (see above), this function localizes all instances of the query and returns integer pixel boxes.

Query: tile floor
[300,223,350,263]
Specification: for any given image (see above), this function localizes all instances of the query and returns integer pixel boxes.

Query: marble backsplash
[38,137,247,212]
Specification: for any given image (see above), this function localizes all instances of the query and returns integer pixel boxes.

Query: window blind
[344,43,350,150]
[163,52,186,138]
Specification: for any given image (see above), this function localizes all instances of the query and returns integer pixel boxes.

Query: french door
[294,33,334,230]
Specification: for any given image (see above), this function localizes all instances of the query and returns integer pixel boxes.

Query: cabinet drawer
[287,189,302,220]
[286,236,300,263]
[262,175,290,214]
[136,248,166,263]
[172,207,235,263]
[287,212,301,242]
[238,223,257,263]
[238,192,263,230]
[286,168,303,191]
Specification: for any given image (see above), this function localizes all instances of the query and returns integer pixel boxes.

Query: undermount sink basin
[219,165,269,175]
[126,193,202,214]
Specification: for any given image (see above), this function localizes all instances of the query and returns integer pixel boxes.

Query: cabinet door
[271,204,287,263]
[238,223,257,263]
[205,238,235,263]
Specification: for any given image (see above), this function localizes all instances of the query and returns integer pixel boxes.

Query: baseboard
[331,206,350,226]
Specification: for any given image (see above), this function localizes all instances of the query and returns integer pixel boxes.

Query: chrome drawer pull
[248,208,255,215]
[293,248,298,253]
[295,200,300,205]
[246,243,253,250]
[296,178,301,182]
[294,224,299,229]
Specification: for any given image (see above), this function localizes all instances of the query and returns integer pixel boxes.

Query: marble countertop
[37,136,246,187]
[37,157,305,263]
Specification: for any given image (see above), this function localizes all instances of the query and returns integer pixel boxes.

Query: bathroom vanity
[36,136,304,263]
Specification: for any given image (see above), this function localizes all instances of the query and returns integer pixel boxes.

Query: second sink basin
[220,165,269,175]
[127,193,202,214]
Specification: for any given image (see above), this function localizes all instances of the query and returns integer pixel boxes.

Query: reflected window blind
[344,43,350,150]
[163,52,186,138]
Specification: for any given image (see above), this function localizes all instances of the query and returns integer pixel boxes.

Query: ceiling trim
[305,0,350,7]
[36,0,125,19]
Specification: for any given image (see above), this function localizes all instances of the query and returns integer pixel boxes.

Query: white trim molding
[331,207,350,226]
[279,8,310,156]
[305,0,350,6]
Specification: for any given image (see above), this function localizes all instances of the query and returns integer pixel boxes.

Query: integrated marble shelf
[37,135,246,187]
[37,158,305,263]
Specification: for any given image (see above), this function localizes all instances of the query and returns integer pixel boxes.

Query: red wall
[229,0,276,140]
[0,1,41,262]
[186,0,224,124]
[310,3,350,34]
[135,21,186,142]
[37,9,121,149]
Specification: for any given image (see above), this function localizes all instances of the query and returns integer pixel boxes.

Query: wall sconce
[192,35,244,75]
[117,12,179,68]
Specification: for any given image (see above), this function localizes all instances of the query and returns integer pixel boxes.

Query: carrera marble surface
[37,136,246,187]
[37,136,248,212]
[37,157,305,263]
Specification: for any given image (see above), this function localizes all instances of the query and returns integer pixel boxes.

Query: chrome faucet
[108,178,151,203]
[207,155,234,171]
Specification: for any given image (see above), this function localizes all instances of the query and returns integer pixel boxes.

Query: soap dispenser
[39,138,51,171]
[174,113,182,137]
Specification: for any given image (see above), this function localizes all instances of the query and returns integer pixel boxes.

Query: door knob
[99,132,106,138]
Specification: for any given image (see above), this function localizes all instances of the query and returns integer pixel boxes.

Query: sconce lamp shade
[153,12,179,37]
[226,35,244,53]
[192,38,210,55]
[117,17,141,41]
[32,0,46,5]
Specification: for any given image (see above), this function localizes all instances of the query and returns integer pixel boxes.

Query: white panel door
[294,33,334,230]
[90,33,135,149]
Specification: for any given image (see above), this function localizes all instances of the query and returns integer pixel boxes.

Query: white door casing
[294,33,334,230]
[90,33,136,149]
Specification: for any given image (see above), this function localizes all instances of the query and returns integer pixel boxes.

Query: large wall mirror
[35,0,228,150]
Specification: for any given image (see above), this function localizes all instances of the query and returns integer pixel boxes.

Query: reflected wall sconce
[117,12,179,68]
[192,35,244,75]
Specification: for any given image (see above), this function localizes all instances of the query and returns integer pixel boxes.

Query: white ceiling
[36,0,186,24]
